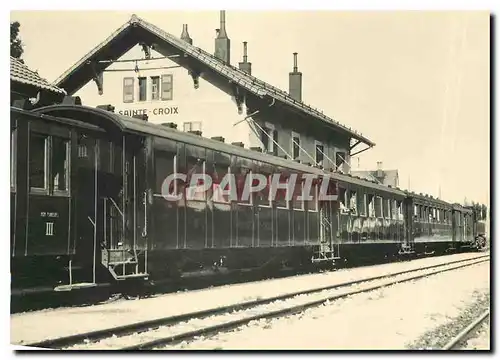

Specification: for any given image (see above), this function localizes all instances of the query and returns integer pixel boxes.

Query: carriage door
[74,133,100,282]
[315,178,340,262]
[100,133,149,281]
[402,197,415,253]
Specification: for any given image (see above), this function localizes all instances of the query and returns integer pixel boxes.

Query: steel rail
[442,310,490,350]
[120,257,489,350]
[25,254,489,350]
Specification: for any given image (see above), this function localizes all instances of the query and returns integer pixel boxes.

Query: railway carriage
[10,102,486,294]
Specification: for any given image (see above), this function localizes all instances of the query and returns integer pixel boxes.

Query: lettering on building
[118,107,179,117]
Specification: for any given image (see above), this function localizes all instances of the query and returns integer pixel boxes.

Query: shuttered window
[123,77,134,103]
[161,74,173,100]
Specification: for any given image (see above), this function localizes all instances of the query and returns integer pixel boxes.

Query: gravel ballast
[159,261,489,350]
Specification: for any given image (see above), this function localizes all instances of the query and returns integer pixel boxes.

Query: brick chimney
[289,52,302,102]
[376,161,384,178]
[238,41,252,75]
[214,10,230,64]
[180,24,193,45]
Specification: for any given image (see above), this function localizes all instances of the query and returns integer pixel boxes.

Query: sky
[10,10,490,205]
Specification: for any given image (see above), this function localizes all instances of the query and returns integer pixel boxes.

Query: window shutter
[161,74,173,100]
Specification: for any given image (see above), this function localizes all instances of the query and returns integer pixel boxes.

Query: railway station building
[52,11,375,174]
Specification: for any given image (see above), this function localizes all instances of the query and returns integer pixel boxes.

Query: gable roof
[11,56,66,95]
[53,14,374,147]
[351,169,399,187]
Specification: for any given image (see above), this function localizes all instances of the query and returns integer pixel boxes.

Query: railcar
[10,102,485,294]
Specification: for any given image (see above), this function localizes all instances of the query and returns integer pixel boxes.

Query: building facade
[54,12,375,174]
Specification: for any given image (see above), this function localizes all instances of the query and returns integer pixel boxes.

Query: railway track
[442,310,490,350]
[25,254,489,350]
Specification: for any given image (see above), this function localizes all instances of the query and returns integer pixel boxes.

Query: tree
[11,21,24,60]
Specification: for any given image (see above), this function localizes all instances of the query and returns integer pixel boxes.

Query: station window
[151,76,160,101]
[315,142,324,166]
[271,129,278,156]
[291,132,300,160]
[123,77,134,103]
[138,77,147,101]
[336,152,346,171]
[161,74,173,101]
[260,126,271,153]
[183,122,202,132]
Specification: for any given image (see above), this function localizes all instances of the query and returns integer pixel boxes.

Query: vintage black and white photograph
[9,7,490,351]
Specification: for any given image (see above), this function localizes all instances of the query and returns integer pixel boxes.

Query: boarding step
[107,267,149,281]
[399,244,415,255]
[312,250,340,263]
[54,282,98,292]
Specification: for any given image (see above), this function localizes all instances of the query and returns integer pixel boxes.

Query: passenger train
[10,100,487,294]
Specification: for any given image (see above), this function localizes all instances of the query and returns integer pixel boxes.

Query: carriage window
[367,195,375,217]
[211,163,230,204]
[392,200,398,219]
[339,188,347,212]
[30,133,48,190]
[349,190,357,215]
[52,137,69,192]
[307,183,318,212]
[358,193,367,216]
[273,174,289,209]
[384,199,390,219]
[155,149,176,194]
[11,128,16,189]
[236,167,252,205]
[255,173,271,207]
[292,179,305,210]
[185,156,205,202]
[375,196,383,218]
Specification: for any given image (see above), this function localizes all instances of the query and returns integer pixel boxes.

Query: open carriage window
[349,190,358,215]
[357,193,367,216]
[52,137,70,193]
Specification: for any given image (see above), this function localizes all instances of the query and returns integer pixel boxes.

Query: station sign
[118,106,179,117]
